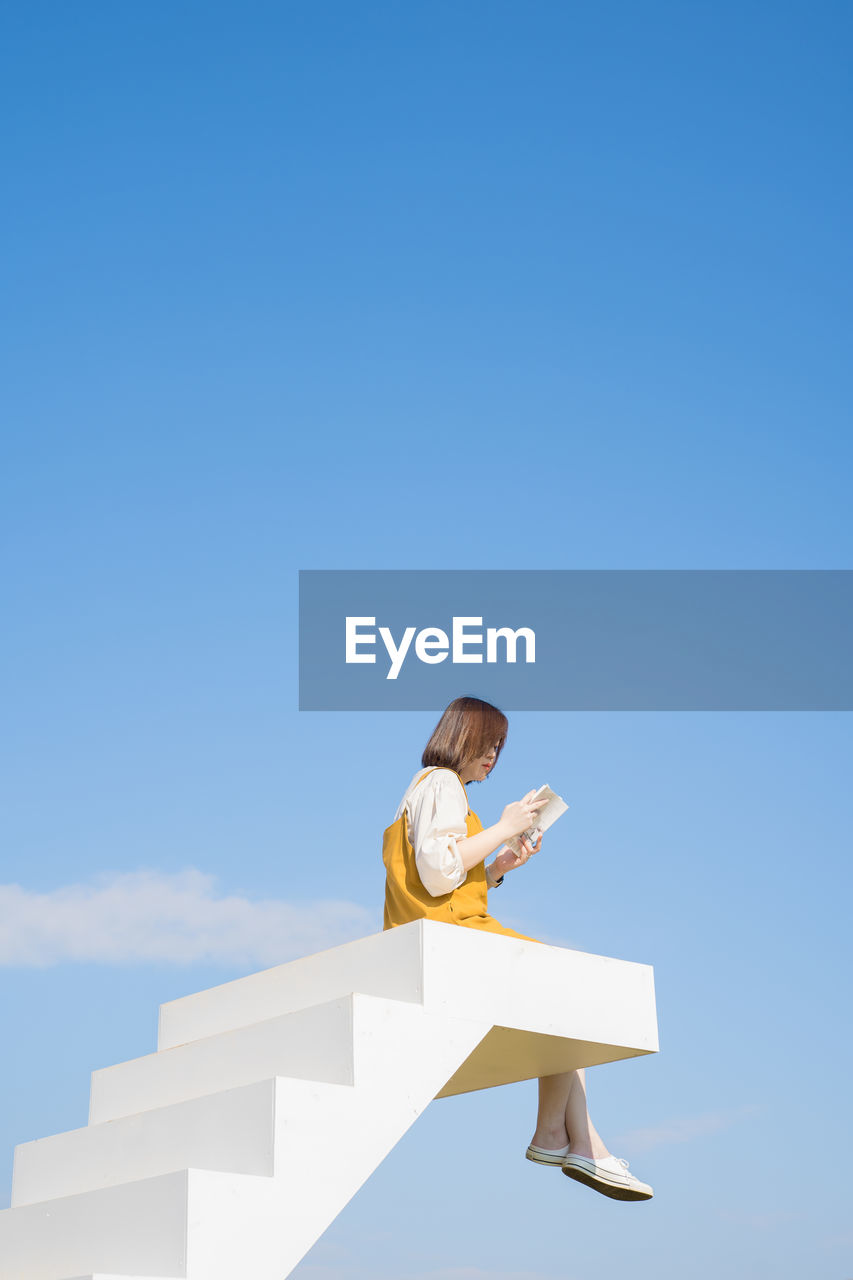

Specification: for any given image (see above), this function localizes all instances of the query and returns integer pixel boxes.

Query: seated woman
[382,695,653,1202]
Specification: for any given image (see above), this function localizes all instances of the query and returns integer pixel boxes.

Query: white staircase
[1,920,658,1279]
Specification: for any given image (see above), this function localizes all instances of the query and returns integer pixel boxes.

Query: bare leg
[531,1072,572,1149]
[532,1069,609,1159]
[564,1068,609,1159]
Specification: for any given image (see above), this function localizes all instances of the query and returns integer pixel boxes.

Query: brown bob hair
[421,696,508,775]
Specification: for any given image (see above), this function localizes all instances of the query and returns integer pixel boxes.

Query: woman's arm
[408,771,471,896]
[454,792,547,872]
[409,773,547,894]
[454,821,513,871]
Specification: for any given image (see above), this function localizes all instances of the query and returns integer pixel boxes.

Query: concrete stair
[1,919,658,1279]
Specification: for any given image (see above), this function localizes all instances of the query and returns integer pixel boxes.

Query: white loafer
[562,1153,654,1201]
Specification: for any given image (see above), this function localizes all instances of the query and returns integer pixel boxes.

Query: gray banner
[298,570,853,710]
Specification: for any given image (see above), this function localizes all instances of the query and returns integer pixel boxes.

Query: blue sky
[2,2,852,1277]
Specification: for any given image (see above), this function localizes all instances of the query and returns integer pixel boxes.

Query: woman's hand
[454,792,547,875]
[492,830,543,878]
[499,791,548,838]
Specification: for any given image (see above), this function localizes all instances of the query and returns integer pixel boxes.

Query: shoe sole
[561,1163,653,1201]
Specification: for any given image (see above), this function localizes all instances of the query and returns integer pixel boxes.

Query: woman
[382,695,653,1202]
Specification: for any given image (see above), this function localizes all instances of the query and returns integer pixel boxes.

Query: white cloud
[612,1103,761,1152]
[0,869,378,968]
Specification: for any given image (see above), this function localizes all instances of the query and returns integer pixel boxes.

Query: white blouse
[394,767,470,897]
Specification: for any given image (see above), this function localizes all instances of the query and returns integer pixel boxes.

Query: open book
[505,783,569,858]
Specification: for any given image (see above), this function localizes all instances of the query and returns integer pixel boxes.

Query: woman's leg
[532,1069,610,1159]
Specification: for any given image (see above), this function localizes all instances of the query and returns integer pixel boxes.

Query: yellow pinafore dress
[383,767,536,941]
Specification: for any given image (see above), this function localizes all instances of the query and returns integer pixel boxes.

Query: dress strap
[412,765,470,813]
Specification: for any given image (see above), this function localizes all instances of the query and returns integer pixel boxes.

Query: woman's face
[458,740,502,784]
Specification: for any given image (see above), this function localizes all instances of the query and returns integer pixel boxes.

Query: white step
[0,1170,191,1280]
[90,994,357,1124]
[158,921,426,1049]
[14,1075,370,1208]
[0,1168,289,1280]
[14,1077,280,1206]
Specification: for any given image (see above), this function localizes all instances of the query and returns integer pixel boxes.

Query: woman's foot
[566,1139,610,1160]
[532,1123,569,1149]
[525,1122,570,1166]
[525,1141,570,1166]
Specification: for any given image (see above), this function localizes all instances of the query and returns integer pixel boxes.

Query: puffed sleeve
[408,769,469,896]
